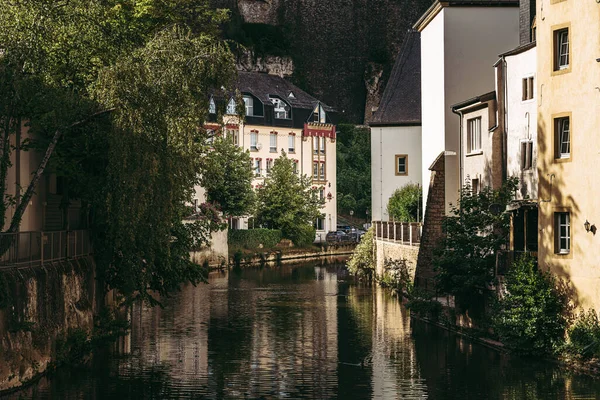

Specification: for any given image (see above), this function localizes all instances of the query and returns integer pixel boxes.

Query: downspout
[451,108,464,192]
[379,128,383,221]
[502,57,508,182]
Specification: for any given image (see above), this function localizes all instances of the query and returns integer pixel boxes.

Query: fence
[373,221,422,246]
[0,230,91,269]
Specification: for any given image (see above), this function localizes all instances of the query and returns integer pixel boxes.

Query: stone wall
[375,240,419,282]
[212,0,432,123]
[190,229,229,267]
[0,259,96,392]
[416,152,445,291]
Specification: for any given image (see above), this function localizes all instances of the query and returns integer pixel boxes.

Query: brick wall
[415,152,446,291]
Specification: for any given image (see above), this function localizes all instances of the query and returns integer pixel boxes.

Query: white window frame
[319,162,325,180]
[243,96,254,117]
[254,159,261,177]
[395,154,408,176]
[556,29,569,70]
[271,97,290,119]
[209,97,216,114]
[313,137,318,155]
[320,137,326,155]
[313,161,318,179]
[269,132,277,153]
[555,212,570,254]
[288,134,295,153]
[556,117,570,159]
[467,117,482,154]
[226,98,236,115]
[266,159,273,175]
[250,131,258,151]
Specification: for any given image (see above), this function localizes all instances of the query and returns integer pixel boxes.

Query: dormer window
[312,103,326,123]
[209,97,216,114]
[243,95,254,116]
[226,97,236,115]
[288,91,295,99]
[270,97,290,119]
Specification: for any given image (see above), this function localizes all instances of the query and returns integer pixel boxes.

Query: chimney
[519,0,536,45]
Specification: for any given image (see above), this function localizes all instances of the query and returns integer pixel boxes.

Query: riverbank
[224,243,356,268]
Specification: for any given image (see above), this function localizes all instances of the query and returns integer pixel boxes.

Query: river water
[5,261,600,399]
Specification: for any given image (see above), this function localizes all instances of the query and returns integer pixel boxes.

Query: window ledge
[250,148,258,152]
[552,66,571,76]
[466,151,483,157]
[288,150,296,154]
[554,156,571,163]
[269,149,277,153]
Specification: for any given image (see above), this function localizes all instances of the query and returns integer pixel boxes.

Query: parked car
[326,231,349,243]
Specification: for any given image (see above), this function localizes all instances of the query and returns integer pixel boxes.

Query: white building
[199,71,338,237]
[415,0,520,214]
[370,31,422,222]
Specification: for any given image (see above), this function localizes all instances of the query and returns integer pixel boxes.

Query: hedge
[228,229,282,249]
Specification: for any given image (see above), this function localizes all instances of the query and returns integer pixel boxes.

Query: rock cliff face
[214,0,432,124]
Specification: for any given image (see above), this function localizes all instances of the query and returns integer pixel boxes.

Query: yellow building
[537,1,600,310]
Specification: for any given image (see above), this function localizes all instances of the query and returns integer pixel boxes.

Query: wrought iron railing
[373,221,422,246]
[0,230,91,269]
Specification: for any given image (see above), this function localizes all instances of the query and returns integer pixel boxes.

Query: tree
[434,178,518,309]
[493,255,569,356]
[336,124,370,218]
[347,227,375,278]
[0,1,237,305]
[255,150,323,244]
[200,136,254,218]
[387,183,422,222]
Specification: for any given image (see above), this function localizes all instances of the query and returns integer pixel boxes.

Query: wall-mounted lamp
[584,220,591,232]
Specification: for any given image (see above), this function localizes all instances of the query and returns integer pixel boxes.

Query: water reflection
[4,262,600,399]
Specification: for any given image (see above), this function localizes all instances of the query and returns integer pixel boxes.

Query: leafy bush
[567,309,600,359]
[493,255,569,356]
[347,227,374,278]
[387,183,422,222]
[228,229,282,249]
[287,224,316,247]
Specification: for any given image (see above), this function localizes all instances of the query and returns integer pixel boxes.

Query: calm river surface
[5,261,600,399]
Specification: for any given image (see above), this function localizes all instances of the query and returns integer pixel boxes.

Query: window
[555,116,570,159]
[207,129,215,145]
[554,28,569,71]
[226,98,236,115]
[288,134,295,153]
[250,131,258,151]
[292,161,298,174]
[209,97,216,114]
[472,178,480,194]
[270,132,277,152]
[319,187,325,201]
[228,129,239,146]
[555,212,570,254]
[521,141,533,169]
[522,77,534,101]
[254,159,261,177]
[266,159,273,175]
[395,155,408,176]
[313,161,319,179]
[314,216,325,231]
[312,104,326,123]
[288,91,295,99]
[319,162,325,180]
[313,137,318,155]
[271,97,290,119]
[320,137,326,154]
[243,96,254,116]
[467,117,482,154]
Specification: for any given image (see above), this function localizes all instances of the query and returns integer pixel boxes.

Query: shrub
[387,183,422,222]
[287,224,316,247]
[228,229,282,249]
[567,309,600,359]
[493,255,569,356]
[347,227,374,278]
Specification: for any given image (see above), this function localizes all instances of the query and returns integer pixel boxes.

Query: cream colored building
[200,72,338,239]
[536,0,600,310]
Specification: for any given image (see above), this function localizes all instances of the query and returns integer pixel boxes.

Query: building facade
[415,0,520,215]
[536,0,600,310]
[370,31,422,222]
[200,71,338,238]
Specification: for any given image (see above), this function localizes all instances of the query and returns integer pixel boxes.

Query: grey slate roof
[370,30,421,126]
[236,71,335,112]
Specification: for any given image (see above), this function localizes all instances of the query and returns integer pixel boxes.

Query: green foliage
[493,255,569,356]
[228,229,282,249]
[347,227,374,278]
[200,136,254,217]
[0,1,237,305]
[434,178,518,308]
[336,124,370,217]
[288,225,316,248]
[566,309,600,359]
[255,150,323,244]
[387,183,422,222]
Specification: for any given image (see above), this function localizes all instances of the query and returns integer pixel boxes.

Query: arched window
[209,97,216,114]
[243,95,254,116]
[270,97,291,119]
[226,97,236,115]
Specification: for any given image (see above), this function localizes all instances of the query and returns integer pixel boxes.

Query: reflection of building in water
[241,266,338,398]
